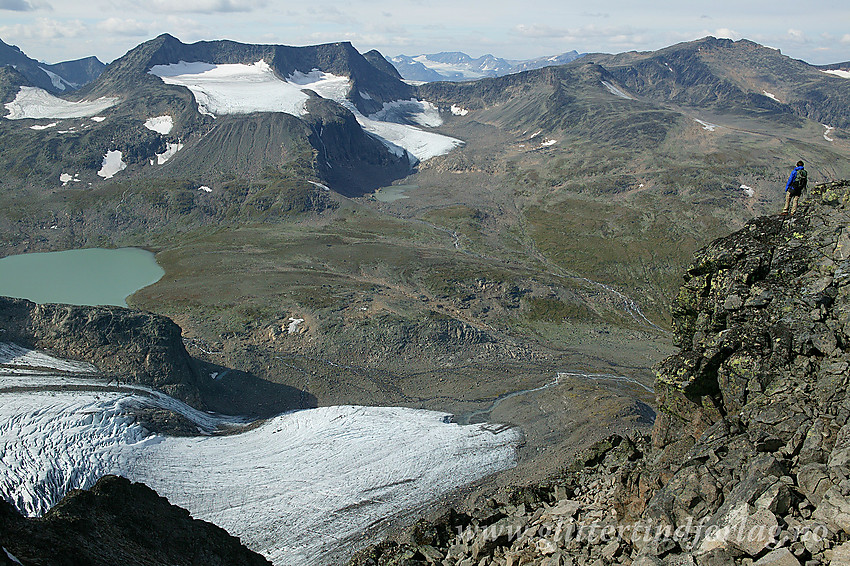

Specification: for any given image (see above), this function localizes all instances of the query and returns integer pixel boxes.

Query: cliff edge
[0,296,203,405]
[350,180,850,566]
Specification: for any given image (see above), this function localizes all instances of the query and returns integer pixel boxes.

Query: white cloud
[0,0,36,11]
[143,0,265,13]
[160,16,214,41]
[514,23,568,39]
[515,23,639,41]
[785,28,807,42]
[305,5,354,25]
[513,23,647,50]
[841,34,850,44]
[712,28,742,40]
[0,17,86,40]
[96,18,149,36]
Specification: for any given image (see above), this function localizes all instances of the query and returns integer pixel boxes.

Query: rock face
[348,181,850,566]
[0,296,202,404]
[0,475,271,566]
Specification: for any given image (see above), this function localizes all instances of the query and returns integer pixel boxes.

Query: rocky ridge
[0,296,203,404]
[348,180,850,566]
[0,475,271,566]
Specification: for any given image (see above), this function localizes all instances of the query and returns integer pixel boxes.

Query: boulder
[752,548,800,566]
[796,464,833,506]
[813,486,850,534]
[697,502,778,557]
[828,423,850,469]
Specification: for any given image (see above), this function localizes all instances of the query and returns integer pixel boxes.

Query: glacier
[0,344,519,565]
[3,86,118,120]
[148,59,463,163]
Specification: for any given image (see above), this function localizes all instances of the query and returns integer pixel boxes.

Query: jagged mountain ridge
[0,37,104,93]
[0,33,429,197]
[348,180,850,566]
[416,37,850,133]
[80,33,412,115]
[588,36,850,128]
[389,50,582,82]
[0,475,271,566]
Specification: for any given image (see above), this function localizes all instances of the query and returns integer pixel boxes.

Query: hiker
[781,160,807,215]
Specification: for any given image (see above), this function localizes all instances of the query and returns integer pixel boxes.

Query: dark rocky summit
[348,181,850,566]
[0,475,271,566]
[0,296,203,404]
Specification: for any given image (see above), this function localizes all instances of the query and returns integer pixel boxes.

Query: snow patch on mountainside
[823,69,850,79]
[97,150,126,179]
[0,343,97,374]
[29,122,57,130]
[0,368,519,566]
[154,143,183,164]
[601,81,634,100]
[60,173,81,186]
[695,119,719,132]
[3,87,118,120]
[38,66,74,91]
[824,125,835,142]
[144,115,174,134]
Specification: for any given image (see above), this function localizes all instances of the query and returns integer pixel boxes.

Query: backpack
[791,169,807,190]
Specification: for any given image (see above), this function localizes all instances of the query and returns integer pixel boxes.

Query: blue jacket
[786,166,805,192]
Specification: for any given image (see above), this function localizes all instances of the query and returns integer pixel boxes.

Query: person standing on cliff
[781,160,807,215]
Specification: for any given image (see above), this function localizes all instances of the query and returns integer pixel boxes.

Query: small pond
[0,248,164,307]
[373,184,418,203]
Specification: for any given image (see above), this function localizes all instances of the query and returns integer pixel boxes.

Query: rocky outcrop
[0,296,202,405]
[348,181,850,566]
[0,475,271,566]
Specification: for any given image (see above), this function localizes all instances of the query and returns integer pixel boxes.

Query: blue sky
[1,0,848,65]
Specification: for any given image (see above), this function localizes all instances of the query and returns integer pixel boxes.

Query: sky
[0,0,848,66]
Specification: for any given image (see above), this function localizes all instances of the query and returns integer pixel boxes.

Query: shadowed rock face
[0,295,203,405]
[347,181,850,566]
[0,475,271,566]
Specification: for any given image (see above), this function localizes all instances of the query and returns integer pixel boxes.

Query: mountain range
[1,32,850,565]
[0,38,104,93]
[388,50,583,82]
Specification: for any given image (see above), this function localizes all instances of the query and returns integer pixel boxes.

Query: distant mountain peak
[388,50,583,82]
[0,36,104,93]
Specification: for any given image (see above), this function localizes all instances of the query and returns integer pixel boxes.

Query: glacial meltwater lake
[0,248,164,307]
[373,184,418,203]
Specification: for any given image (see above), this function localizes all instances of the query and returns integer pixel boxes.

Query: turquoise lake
[0,248,164,307]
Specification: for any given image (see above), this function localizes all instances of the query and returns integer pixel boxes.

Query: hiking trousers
[783,190,801,214]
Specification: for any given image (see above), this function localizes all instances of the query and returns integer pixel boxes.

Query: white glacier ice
[149,60,312,117]
[148,60,463,162]
[0,342,97,373]
[3,87,118,120]
[0,350,518,565]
